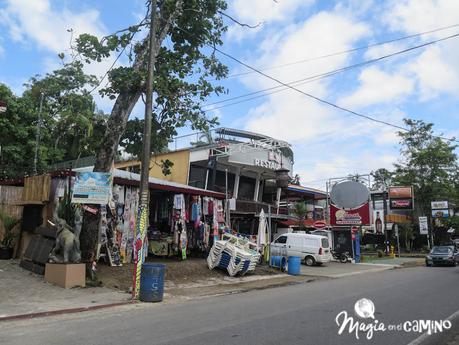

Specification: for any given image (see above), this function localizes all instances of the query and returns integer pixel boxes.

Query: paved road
[1,266,458,345]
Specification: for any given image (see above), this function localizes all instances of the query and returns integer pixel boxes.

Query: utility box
[44,263,85,288]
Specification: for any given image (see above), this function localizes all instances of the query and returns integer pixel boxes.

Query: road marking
[406,308,459,345]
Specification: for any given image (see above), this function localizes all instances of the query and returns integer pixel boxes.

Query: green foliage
[393,119,458,214]
[446,215,459,231]
[371,168,393,191]
[75,0,228,166]
[57,186,76,227]
[0,61,107,178]
[398,223,415,252]
[0,209,20,249]
[289,174,301,186]
[292,202,308,230]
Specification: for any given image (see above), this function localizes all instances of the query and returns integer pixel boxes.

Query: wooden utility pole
[132,0,158,299]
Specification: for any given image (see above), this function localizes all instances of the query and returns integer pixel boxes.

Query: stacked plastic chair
[207,234,260,276]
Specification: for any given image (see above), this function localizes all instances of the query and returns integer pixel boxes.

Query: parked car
[271,233,332,266]
[425,246,459,267]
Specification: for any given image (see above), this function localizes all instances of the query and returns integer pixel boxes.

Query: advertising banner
[72,172,113,204]
[372,210,385,234]
[390,198,413,210]
[418,216,429,235]
[431,201,449,210]
[330,203,370,226]
[432,209,449,218]
[389,186,414,210]
[388,186,413,198]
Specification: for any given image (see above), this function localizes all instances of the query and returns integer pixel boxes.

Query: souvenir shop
[92,170,227,266]
[0,169,226,269]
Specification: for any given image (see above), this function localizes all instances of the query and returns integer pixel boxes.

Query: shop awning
[77,168,226,199]
[285,184,327,200]
[278,218,328,228]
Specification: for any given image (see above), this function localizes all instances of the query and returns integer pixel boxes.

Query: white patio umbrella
[257,209,267,250]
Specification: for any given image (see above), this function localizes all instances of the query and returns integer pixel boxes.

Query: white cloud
[382,0,459,99]
[408,46,459,100]
[0,0,105,53]
[384,0,459,37]
[340,66,414,108]
[0,0,131,113]
[226,0,314,41]
[242,11,370,141]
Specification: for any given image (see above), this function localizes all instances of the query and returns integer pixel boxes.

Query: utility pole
[33,92,44,175]
[132,0,158,299]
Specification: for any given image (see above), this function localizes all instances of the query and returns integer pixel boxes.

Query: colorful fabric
[132,203,148,299]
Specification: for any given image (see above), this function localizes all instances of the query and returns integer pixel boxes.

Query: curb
[0,300,134,322]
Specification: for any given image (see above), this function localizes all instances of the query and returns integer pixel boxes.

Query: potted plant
[0,209,20,260]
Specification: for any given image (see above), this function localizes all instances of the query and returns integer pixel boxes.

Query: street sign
[313,220,327,229]
[419,216,428,235]
[0,101,6,113]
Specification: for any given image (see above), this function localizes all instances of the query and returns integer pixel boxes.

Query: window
[238,175,256,200]
[262,179,278,204]
[275,236,287,244]
[188,164,207,189]
[321,238,329,248]
[213,170,235,194]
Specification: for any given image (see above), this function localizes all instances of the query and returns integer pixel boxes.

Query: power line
[202,32,459,111]
[223,23,459,80]
[170,22,459,143]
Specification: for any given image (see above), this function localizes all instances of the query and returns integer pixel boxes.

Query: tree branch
[218,11,263,29]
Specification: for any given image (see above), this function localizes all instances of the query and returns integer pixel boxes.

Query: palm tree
[292,202,308,230]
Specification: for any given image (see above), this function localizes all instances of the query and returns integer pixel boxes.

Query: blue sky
[1,0,459,189]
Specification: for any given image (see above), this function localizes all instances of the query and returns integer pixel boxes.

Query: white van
[271,233,332,266]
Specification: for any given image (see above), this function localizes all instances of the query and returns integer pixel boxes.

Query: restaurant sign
[228,146,293,173]
[330,204,370,226]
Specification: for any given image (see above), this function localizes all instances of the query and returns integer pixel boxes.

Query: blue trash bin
[270,256,287,271]
[287,256,301,275]
[139,263,165,302]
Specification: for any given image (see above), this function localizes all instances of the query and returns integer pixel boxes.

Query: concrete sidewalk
[0,260,306,321]
[0,260,131,320]
[300,261,396,278]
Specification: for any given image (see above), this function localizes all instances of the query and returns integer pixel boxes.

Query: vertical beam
[253,173,260,201]
[233,167,241,199]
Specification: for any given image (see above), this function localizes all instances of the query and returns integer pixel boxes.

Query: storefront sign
[313,220,327,229]
[254,158,281,170]
[431,201,448,210]
[72,172,113,204]
[390,199,413,210]
[389,186,413,210]
[419,216,429,235]
[330,203,370,226]
[432,209,449,218]
[228,146,293,173]
[388,186,413,198]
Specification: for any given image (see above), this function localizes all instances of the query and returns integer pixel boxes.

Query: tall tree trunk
[79,0,183,280]
[80,91,141,280]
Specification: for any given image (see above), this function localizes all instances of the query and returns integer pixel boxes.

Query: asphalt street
[1,266,458,345]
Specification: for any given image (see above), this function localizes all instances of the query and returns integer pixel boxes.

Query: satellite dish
[330,180,370,209]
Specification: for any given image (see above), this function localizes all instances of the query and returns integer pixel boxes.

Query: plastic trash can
[287,256,301,275]
[139,263,165,302]
[270,255,287,271]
